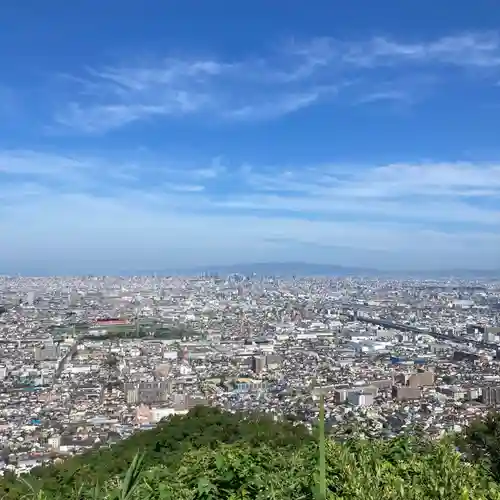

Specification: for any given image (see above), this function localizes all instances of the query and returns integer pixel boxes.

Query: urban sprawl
[0,274,499,475]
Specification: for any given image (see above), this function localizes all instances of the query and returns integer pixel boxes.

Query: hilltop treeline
[2,406,500,499]
[0,407,312,498]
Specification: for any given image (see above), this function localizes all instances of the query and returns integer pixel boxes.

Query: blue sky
[1,0,500,274]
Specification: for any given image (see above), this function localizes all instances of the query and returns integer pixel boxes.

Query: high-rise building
[124,382,170,404]
[252,355,266,374]
[371,379,393,390]
[408,370,435,388]
[26,291,35,306]
[347,391,374,407]
[392,386,422,401]
[69,291,79,306]
[34,345,60,361]
[126,389,137,404]
[481,386,500,405]
[334,388,348,403]
[48,435,61,450]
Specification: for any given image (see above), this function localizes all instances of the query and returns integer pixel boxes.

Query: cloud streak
[51,32,500,133]
[1,149,499,272]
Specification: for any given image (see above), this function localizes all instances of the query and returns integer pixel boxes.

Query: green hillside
[1,406,500,499]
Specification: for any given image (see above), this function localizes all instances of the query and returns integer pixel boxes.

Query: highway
[54,337,83,380]
[0,338,53,345]
[344,312,499,351]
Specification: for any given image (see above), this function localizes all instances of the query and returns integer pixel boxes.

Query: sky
[1,0,500,274]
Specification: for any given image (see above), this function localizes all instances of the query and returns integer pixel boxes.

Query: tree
[457,411,500,480]
[4,409,500,499]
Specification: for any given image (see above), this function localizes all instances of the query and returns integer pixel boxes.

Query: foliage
[0,406,311,498]
[3,407,500,498]
[456,412,500,481]
[81,325,191,341]
[12,439,500,499]
[317,394,326,500]
[125,439,500,499]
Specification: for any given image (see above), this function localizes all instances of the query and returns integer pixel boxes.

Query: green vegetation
[0,406,312,499]
[456,412,500,482]
[82,324,197,341]
[49,321,197,342]
[3,406,500,498]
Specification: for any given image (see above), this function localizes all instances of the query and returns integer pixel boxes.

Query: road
[344,313,498,351]
[54,337,84,380]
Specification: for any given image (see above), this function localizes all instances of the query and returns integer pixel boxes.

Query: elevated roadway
[344,312,498,351]
[54,337,84,380]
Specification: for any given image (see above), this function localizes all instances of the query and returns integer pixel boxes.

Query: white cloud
[1,149,499,272]
[51,32,500,133]
[356,89,411,104]
[244,161,500,198]
[0,150,89,175]
[164,183,205,193]
[224,90,326,121]
[326,33,500,68]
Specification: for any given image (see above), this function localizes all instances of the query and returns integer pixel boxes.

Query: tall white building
[48,435,61,450]
[26,291,35,306]
[347,391,374,407]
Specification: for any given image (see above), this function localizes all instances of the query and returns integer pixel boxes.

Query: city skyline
[1,1,500,273]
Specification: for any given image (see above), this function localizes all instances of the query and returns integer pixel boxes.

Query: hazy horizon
[2,260,498,278]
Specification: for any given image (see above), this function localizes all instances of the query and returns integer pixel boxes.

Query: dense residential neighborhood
[0,274,498,475]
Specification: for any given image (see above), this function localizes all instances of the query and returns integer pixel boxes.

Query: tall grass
[317,394,326,500]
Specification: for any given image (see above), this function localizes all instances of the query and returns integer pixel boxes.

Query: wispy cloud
[1,149,499,271]
[51,32,500,133]
[337,33,500,67]
[223,88,335,121]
